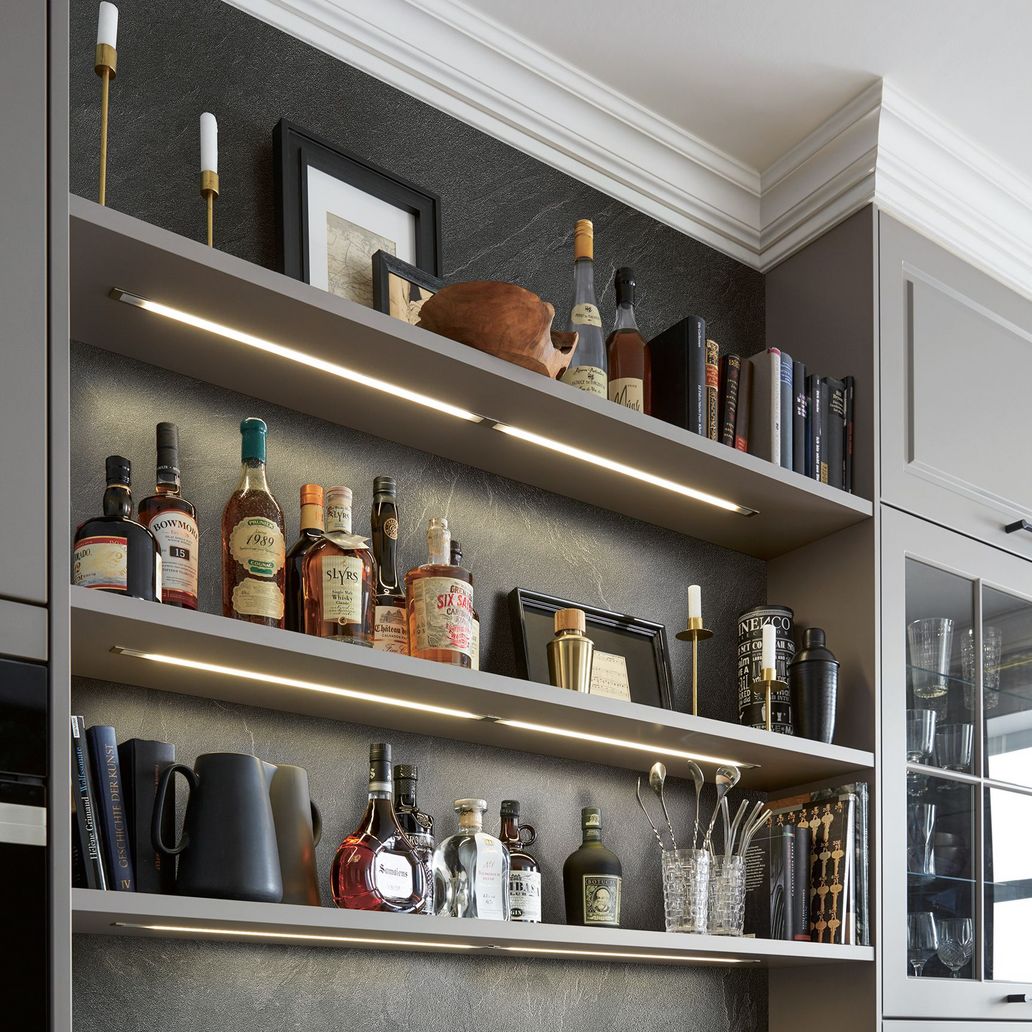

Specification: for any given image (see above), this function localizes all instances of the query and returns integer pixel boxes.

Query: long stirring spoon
[702,765,741,851]
[649,761,678,850]
[726,798,750,857]
[686,761,705,850]
[738,807,773,856]
[636,776,667,849]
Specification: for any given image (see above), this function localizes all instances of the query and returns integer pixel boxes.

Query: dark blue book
[70,716,106,890]
[87,725,136,891]
[779,350,793,470]
[792,360,807,474]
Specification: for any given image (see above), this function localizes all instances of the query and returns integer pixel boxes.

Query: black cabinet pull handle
[1006,993,1032,1003]
[1005,519,1032,535]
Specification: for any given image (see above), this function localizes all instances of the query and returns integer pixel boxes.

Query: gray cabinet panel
[880,214,1032,558]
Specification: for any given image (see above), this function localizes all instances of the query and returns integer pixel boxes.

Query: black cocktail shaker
[789,627,839,743]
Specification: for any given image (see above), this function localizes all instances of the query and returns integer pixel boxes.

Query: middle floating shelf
[70,587,873,791]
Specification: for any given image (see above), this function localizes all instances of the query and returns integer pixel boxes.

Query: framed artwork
[372,250,443,326]
[508,588,673,710]
[274,119,441,308]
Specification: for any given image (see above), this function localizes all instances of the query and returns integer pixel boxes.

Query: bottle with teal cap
[221,417,286,627]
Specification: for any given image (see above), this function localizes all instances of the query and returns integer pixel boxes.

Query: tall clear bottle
[561,219,608,399]
[394,764,435,914]
[371,476,408,654]
[606,266,652,415]
[432,799,509,920]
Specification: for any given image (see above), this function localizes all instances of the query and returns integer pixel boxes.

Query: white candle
[200,112,218,174]
[688,584,701,621]
[96,2,118,47]
[761,623,776,671]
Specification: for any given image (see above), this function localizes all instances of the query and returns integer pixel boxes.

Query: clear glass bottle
[371,476,408,654]
[330,743,428,913]
[138,422,199,609]
[433,798,510,920]
[393,764,435,915]
[284,483,324,632]
[450,539,479,670]
[606,266,651,415]
[499,800,541,923]
[560,219,608,399]
[563,806,622,927]
[404,517,474,667]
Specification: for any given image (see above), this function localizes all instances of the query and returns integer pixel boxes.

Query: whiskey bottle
[404,517,473,667]
[73,455,161,602]
[221,418,286,627]
[560,219,608,399]
[371,476,408,654]
[138,422,199,609]
[331,743,428,913]
[432,799,509,920]
[499,800,541,923]
[394,764,435,914]
[450,539,479,670]
[284,483,324,632]
[302,485,376,645]
[606,267,651,415]
[563,807,622,927]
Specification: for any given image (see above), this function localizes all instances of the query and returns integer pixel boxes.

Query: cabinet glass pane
[985,786,1032,982]
[983,586,1032,789]
[906,777,976,979]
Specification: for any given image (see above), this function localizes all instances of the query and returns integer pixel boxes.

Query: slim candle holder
[676,617,713,717]
[751,665,788,732]
[94,42,117,205]
[200,169,219,247]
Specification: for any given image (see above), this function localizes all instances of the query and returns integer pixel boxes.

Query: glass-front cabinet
[883,507,1032,1020]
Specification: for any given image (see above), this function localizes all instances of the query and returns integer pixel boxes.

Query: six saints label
[72,535,128,590]
[320,556,364,624]
[412,576,473,654]
[561,365,607,398]
[582,874,621,925]
[229,517,284,578]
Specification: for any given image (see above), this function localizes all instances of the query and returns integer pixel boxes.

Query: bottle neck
[368,760,392,800]
[394,779,417,811]
[372,499,400,591]
[500,815,520,846]
[153,479,181,498]
[326,499,353,534]
[582,827,603,845]
[612,300,639,333]
[427,524,450,565]
[103,484,132,518]
[299,502,324,532]
[458,813,483,834]
[237,457,269,493]
[573,257,597,302]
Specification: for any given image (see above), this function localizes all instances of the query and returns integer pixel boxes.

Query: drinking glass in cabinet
[984,787,1032,983]
[960,626,1002,712]
[907,911,938,977]
[906,709,937,763]
[934,723,973,774]
[936,917,974,978]
[908,618,954,699]
[906,803,936,876]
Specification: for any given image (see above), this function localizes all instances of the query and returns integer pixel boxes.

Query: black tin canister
[789,627,839,743]
[737,604,795,733]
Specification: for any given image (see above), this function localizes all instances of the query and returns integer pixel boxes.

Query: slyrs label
[320,556,363,623]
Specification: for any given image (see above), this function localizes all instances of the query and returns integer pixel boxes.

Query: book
[825,376,847,490]
[770,823,795,940]
[734,357,752,452]
[119,737,176,894]
[792,360,807,474]
[87,725,135,891]
[704,339,720,441]
[70,715,106,890]
[778,349,793,470]
[806,374,824,481]
[792,822,812,940]
[843,375,855,493]
[813,781,869,945]
[718,354,741,446]
[648,315,706,435]
[747,348,781,465]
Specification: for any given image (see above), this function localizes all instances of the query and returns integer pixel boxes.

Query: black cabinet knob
[1005,993,1032,1003]
[1005,519,1032,535]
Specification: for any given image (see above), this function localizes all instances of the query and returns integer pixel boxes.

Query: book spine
[704,339,720,441]
[70,716,106,890]
[810,376,826,483]
[734,357,752,452]
[769,349,781,465]
[689,319,706,435]
[793,823,811,940]
[782,825,795,941]
[719,354,741,446]
[792,360,807,474]
[120,739,176,894]
[843,375,855,493]
[825,378,846,490]
[778,350,793,470]
[88,725,135,891]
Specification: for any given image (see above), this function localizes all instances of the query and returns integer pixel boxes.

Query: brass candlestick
[675,616,713,716]
[751,665,788,732]
[200,170,219,247]
[95,42,117,205]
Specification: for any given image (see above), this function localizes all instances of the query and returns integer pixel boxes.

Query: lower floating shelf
[72,889,873,969]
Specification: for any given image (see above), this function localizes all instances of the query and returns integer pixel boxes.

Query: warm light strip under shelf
[497,946,756,963]
[110,289,483,423]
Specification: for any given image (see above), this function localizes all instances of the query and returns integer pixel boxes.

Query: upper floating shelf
[69,197,872,560]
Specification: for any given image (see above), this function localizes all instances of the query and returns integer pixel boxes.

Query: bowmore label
[231,577,284,620]
[509,870,541,922]
[608,377,644,413]
[229,517,284,578]
[145,511,198,604]
[412,576,473,655]
[569,303,602,328]
[72,535,128,590]
[582,874,621,925]
[320,555,363,624]
[473,834,506,920]
[373,604,408,654]
[373,851,414,901]
[561,365,607,398]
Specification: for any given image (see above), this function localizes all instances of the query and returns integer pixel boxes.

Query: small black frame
[371,249,444,319]
[508,588,673,710]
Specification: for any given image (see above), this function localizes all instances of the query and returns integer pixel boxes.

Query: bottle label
[373,850,414,902]
[320,556,364,624]
[562,365,607,398]
[609,377,644,413]
[326,501,352,534]
[72,535,127,590]
[384,516,399,540]
[412,576,473,655]
[470,616,480,671]
[582,874,621,924]
[146,511,198,604]
[229,517,285,579]
[231,577,284,620]
[509,869,541,922]
[373,604,408,653]
[570,303,602,328]
[473,834,506,920]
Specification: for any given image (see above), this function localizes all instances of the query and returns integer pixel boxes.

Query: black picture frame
[372,250,444,325]
[273,118,442,288]
[508,588,673,710]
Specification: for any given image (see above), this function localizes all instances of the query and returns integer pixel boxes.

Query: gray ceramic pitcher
[265,762,322,906]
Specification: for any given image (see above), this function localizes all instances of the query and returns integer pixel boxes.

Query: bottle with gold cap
[284,483,324,632]
[546,608,595,692]
[561,219,608,399]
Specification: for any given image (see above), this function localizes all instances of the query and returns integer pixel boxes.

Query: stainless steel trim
[0,801,46,847]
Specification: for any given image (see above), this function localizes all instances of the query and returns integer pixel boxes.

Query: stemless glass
[907,911,938,977]
[934,723,974,773]
[908,618,954,699]
[907,803,936,876]
[961,626,1002,711]
[937,917,975,977]
[906,709,937,763]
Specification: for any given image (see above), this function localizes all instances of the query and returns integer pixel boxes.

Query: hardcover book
[119,737,176,894]
[778,349,793,470]
[770,823,795,940]
[719,354,741,446]
[87,725,136,891]
[825,377,847,490]
[70,716,106,890]
[792,360,807,474]
[843,375,856,493]
[747,348,781,465]
[734,356,752,452]
[648,315,706,434]
[806,374,823,481]
[704,339,720,441]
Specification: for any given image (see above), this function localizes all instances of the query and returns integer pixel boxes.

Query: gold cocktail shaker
[546,608,595,692]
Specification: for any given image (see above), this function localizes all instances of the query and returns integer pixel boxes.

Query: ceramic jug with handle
[264,761,322,906]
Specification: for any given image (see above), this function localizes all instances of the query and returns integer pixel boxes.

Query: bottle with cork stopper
[561,219,608,398]
[547,607,595,693]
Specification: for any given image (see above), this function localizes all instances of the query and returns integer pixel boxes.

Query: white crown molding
[225,0,1032,295]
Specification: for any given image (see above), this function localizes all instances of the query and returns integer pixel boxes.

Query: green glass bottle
[563,806,622,927]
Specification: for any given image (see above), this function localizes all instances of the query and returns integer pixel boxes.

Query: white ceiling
[462,0,1032,176]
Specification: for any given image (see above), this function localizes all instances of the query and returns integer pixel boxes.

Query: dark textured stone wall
[67,0,768,1027]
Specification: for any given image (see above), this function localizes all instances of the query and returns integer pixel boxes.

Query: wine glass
[937,917,975,978]
[907,912,938,977]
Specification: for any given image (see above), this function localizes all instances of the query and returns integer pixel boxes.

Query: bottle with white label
[73,455,161,602]
[432,799,509,920]
[302,485,375,645]
[560,219,608,399]
[499,800,541,923]
[606,266,651,415]
[331,742,428,913]
[370,476,408,654]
